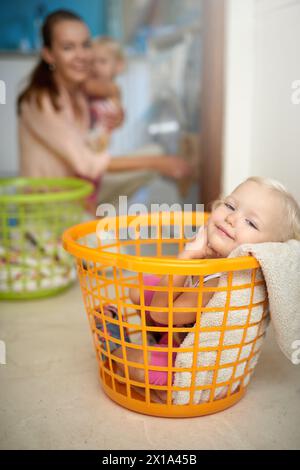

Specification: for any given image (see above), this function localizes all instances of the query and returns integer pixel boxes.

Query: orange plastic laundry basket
[63,212,269,418]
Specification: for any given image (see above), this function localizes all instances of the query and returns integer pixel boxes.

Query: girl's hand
[179,226,221,259]
[179,226,208,259]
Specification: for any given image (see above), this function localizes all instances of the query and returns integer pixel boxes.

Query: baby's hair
[92,36,125,63]
[212,176,300,241]
[245,177,300,241]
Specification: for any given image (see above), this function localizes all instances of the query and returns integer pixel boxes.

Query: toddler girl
[114,177,300,401]
[88,37,125,147]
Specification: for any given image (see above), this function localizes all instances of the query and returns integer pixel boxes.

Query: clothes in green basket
[0,229,76,293]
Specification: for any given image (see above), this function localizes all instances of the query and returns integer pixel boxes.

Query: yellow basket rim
[62,214,260,275]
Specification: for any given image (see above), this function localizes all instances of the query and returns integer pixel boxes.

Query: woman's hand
[94,151,111,177]
[155,156,192,180]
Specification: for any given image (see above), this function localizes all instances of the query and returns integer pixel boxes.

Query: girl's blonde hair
[213,176,300,241]
[92,36,125,63]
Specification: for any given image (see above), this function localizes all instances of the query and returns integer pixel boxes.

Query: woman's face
[43,20,92,85]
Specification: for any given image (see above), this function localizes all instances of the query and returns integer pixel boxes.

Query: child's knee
[129,287,140,305]
[117,347,151,384]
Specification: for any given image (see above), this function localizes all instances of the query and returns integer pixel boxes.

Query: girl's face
[207,181,284,257]
[91,45,120,81]
[43,20,92,86]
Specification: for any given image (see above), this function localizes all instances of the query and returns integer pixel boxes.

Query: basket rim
[62,214,260,275]
[0,177,93,204]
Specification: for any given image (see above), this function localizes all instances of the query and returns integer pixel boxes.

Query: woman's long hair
[17,10,83,114]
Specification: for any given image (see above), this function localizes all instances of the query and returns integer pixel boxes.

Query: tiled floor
[1,282,299,450]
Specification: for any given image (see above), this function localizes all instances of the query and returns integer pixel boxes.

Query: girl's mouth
[216,225,234,240]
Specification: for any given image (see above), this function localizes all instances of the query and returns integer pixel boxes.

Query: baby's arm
[129,228,207,306]
[150,227,209,325]
[155,276,219,326]
[83,78,121,100]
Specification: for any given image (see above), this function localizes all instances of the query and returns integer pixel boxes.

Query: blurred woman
[18,10,191,208]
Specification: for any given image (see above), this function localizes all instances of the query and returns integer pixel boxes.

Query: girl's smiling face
[91,44,120,81]
[207,181,285,257]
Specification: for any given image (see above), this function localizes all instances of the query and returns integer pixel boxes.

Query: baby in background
[82,37,125,213]
[114,176,300,402]
[88,36,125,150]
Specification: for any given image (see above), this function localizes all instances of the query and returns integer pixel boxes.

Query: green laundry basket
[0,177,93,300]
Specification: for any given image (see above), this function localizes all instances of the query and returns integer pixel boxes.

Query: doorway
[200,0,225,207]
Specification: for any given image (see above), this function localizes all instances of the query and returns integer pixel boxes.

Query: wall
[223,0,300,200]
[222,0,255,195]
[250,0,300,199]
[0,56,37,176]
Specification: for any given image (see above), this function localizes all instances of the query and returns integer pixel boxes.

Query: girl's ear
[41,47,54,66]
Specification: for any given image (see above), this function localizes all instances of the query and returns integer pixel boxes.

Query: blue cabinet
[0,0,107,51]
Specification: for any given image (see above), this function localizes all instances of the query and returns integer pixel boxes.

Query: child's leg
[129,274,163,344]
[113,346,165,403]
[113,346,149,383]
[113,343,176,404]
[94,305,130,358]
[129,274,162,307]
[129,287,140,305]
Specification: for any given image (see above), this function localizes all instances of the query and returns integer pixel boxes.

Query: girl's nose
[225,212,235,226]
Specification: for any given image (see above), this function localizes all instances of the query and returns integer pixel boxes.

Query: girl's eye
[224,202,235,210]
[83,41,91,49]
[246,219,258,230]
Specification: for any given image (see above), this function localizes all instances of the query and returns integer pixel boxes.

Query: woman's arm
[20,94,110,179]
[107,155,192,180]
[82,78,121,99]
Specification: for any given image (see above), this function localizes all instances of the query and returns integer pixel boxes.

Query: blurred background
[1,0,300,203]
[0,0,203,207]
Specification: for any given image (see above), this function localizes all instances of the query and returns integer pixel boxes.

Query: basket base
[99,367,246,418]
